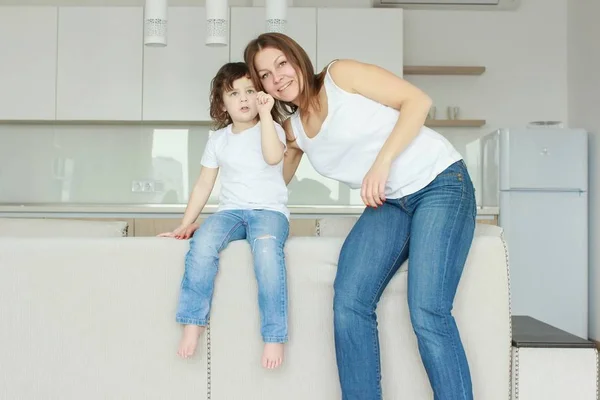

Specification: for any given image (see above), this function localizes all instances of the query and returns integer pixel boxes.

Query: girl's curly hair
[209,62,253,130]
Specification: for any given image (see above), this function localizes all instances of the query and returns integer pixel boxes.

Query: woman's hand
[157,223,199,240]
[361,160,390,208]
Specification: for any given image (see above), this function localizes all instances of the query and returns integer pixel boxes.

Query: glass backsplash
[0,122,366,206]
[0,122,486,207]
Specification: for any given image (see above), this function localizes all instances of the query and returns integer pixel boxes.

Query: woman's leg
[245,209,290,368]
[333,202,411,400]
[175,210,246,357]
[404,160,477,400]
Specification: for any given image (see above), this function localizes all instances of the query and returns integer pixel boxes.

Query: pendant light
[266,0,287,33]
[206,0,229,46]
[144,0,168,47]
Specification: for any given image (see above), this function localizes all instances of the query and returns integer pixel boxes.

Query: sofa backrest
[0,237,205,399]
[209,230,511,400]
[0,231,511,399]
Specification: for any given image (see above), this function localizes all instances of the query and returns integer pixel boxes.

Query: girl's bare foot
[262,343,284,369]
[177,325,205,359]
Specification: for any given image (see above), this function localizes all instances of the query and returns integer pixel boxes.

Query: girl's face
[222,76,258,124]
[254,47,300,103]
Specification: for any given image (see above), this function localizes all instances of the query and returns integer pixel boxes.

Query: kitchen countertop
[0,203,500,217]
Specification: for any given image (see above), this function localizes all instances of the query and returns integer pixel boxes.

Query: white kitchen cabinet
[143,7,229,121]
[230,7,317,68]
[0,7,58,120]
[316,8,403,77]
[56,7,143,121]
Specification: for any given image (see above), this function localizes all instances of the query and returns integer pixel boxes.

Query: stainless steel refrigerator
[480,127,588,338]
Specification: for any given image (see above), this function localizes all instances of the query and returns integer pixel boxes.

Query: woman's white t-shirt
[289,62,463,200]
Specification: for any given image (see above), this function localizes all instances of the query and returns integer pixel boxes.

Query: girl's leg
[333,202,411,400]
[404,160,476,400]
[245,209,289,368]
[176,210,246,357]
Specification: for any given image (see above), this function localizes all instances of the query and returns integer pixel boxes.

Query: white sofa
[0,225,512,399]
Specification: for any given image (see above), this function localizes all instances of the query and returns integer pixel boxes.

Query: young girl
[158,62,290,370]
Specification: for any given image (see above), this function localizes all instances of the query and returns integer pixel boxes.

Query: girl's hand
[256,91,275,115]
[157,223,199,240]
[361,160,390,208]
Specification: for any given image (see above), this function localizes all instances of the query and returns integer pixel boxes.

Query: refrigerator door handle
[500,188,585,193]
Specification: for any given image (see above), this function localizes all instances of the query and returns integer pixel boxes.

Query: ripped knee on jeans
[252,235,278,253]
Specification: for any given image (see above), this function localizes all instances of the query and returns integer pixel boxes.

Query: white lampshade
[266,0,287,33]
[144,0,168,47]
[206,0,228,46]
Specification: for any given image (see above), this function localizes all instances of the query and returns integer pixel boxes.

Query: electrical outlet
[131,180,142,192]
[131,180,157,193]
[142,181,155,192]
[131,180,164,193]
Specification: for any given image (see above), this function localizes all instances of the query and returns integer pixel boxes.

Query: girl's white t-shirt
[201,121,289,219]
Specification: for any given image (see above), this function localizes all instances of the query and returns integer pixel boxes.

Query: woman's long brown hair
[244,33,326,125]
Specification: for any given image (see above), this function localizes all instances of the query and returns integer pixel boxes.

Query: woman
[244,33,477,400]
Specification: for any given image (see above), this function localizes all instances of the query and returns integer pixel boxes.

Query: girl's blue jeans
[176,209,289,343]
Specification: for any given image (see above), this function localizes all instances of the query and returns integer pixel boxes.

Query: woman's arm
[328,60,432,207]
[282,118,303,185]
[329,59,432,165]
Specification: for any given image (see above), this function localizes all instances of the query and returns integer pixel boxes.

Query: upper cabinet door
[230,7,317,68]
[316,8,403,77]
[0,7,58,120]
[56,7,143,121]
[143,7,230,122]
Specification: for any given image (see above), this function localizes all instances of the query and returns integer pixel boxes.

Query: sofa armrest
[510,316,599,400]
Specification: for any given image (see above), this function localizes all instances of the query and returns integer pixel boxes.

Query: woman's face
[253,47,300,103]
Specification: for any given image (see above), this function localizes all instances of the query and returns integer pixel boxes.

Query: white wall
[401,0,567,204]
[568,1,600,341]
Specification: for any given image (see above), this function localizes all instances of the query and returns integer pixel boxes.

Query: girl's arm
[157,166,218,239]
[259,112,285,165]
[257,92,285,165]
[180,166,219,226]
[282,118,303,185]
[328,59,432,207]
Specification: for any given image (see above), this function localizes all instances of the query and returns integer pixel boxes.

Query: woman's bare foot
[262,343,284,369]
[177,325,205,359]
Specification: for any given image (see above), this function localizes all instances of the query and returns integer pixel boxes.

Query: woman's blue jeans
[334,160,477,400]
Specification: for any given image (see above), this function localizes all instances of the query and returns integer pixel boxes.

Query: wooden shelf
[425,119,486,128]
[404,66,486,75]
